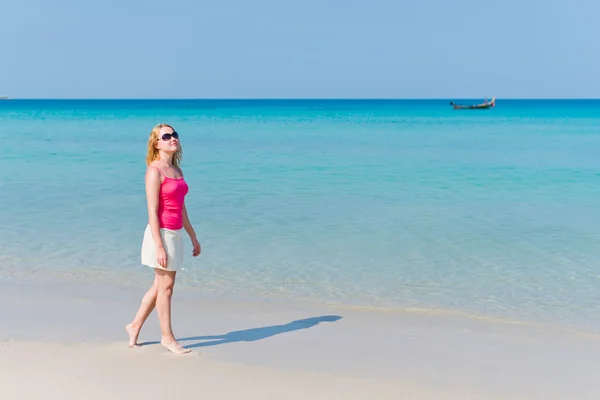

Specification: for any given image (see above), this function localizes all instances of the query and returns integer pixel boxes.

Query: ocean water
[2,99,600,331]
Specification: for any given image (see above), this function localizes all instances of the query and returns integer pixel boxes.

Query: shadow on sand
[139,315,342,349]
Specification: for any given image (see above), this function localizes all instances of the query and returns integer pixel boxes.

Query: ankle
[161,335,177,343]
[128,321,141,331]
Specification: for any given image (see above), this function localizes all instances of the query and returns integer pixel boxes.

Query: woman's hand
[191,237,201,257]
[156,246,168,268]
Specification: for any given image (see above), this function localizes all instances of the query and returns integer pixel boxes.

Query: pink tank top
[152,167,189,230]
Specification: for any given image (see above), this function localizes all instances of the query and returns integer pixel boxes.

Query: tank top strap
[149,166,167,180]
[149,166,184,180]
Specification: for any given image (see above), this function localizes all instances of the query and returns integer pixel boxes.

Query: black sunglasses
[161,131,179,141]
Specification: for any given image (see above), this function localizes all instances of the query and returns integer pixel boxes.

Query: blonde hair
[146,123,182,169]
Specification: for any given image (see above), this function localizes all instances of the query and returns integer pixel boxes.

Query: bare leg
[155,269,190,354]
[126,275,158,348]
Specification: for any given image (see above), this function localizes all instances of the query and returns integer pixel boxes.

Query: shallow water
[2,99,600,331]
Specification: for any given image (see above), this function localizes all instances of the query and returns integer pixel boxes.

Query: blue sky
[1,0,598,98]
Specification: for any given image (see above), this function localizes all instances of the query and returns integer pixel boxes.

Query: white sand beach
[2,280,600,399]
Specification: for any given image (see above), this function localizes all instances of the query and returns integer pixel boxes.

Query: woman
[125,123,201,354]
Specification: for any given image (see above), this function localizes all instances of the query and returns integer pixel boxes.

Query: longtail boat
[450,97,495,109]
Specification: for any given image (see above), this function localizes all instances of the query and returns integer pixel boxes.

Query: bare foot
[125,324,140,348]
[161,339,191,355]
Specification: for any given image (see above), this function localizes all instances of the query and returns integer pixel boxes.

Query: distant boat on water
[450,97,495,110]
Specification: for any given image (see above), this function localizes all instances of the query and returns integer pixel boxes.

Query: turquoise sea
[2,99,600,331]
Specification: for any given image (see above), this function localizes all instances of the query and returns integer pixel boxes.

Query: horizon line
[3,97,600,101]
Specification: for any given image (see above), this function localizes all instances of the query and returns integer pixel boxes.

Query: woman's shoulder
[146,162,164,178]
[148,160,163,168]
[147,161,165,171]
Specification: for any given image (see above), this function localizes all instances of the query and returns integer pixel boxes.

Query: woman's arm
[182,202,201,257]
[146,167,167,266]
[182,202,196,239]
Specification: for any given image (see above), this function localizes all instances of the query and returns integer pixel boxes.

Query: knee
[158,284,174,297]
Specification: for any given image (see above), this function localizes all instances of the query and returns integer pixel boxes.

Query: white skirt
[141,225,184,271]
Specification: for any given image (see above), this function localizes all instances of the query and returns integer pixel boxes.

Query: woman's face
[156,126,179,153]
